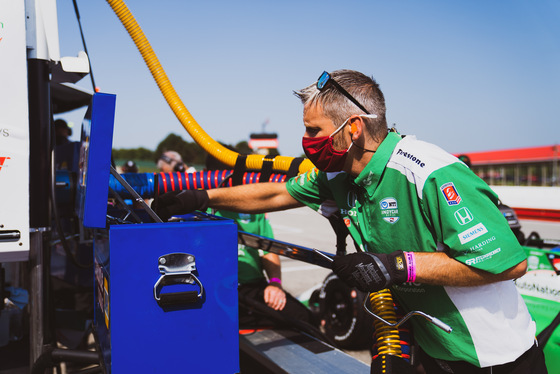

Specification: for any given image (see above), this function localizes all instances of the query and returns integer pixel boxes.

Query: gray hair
[294,70,388,142]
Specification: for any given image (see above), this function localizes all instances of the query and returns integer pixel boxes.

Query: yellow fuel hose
[105,0,314,175]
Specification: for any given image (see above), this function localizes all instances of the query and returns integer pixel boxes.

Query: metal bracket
[153,253,204,306]
[363,294,452,334]
[110,167,163,223]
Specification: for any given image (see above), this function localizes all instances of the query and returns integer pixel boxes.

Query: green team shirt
[213,211,274,285]
[286,132,535,367]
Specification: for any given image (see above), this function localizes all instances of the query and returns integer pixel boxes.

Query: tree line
[112,133,262,168]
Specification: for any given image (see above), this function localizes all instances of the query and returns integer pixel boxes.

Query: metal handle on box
[153,253,204,305]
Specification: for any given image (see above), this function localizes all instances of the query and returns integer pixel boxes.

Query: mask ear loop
[328,117,352,138]
[328,117,354,154]
[349,114,378,153]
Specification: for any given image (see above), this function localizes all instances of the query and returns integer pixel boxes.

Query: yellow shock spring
[369,289,402,357]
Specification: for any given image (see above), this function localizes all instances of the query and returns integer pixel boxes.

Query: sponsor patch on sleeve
[458,223,488,244]
[465,248,501,265]
[440,182,462,206]
[454,207,473,225]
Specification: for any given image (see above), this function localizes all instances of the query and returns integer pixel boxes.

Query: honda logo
[454,207,473,225]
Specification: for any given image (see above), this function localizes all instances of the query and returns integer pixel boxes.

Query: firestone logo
[0,156,10,172]
[396,149,425,168]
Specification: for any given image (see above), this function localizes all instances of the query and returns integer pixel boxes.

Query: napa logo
[380,197,399,224]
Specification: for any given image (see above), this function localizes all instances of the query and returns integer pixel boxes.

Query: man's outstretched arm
[208,182,303,214]
[153,182,303,220]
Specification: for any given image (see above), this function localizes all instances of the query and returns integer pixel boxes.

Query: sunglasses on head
[317,71,371,115]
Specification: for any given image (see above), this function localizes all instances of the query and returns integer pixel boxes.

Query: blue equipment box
[94,214,239,373]
[78,93,239,372]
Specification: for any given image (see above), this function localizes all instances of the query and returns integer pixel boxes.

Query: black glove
[332,251,408,292]
[152,189,209,221]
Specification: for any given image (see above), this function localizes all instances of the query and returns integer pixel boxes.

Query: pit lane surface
[266,207,372,363]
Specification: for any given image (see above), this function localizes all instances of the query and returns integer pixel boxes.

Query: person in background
[53,118,79,171]
[204,152,315,328]
[154,69,546,373]
[157,150,196,173]
[121,160,138,173]
[54,119,72,145]
[457,154,472,168]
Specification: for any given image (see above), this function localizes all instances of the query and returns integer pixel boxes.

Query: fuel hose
[105,0,314,175]
[109,171,288,199]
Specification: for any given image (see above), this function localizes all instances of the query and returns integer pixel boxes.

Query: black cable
[72,0,97,91]
[537,310,560,347]
[30,346,100,374]
[351,139,377,153]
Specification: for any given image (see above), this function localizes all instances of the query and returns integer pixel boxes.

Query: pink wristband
[404,252,416,283]
[269,277,282,284]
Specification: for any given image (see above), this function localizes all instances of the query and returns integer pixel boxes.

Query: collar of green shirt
[352,132,402,196]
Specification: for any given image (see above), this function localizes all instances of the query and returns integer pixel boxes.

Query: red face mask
[302,120,352,172]
[302,114,378,172]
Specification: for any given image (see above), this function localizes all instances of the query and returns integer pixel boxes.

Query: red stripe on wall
[513,207,560,222]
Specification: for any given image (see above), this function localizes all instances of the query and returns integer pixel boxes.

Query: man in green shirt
[154,70,546,373]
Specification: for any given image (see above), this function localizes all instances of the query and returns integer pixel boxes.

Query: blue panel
[94,215,239,373]
[76,93,116,228]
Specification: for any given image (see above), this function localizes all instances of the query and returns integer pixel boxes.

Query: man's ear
[349,116,363,140]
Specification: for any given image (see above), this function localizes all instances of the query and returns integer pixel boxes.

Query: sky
[55,0,560,158]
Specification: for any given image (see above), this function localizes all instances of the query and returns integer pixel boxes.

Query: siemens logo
[458,223,488,244]
[396,149,425,167]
